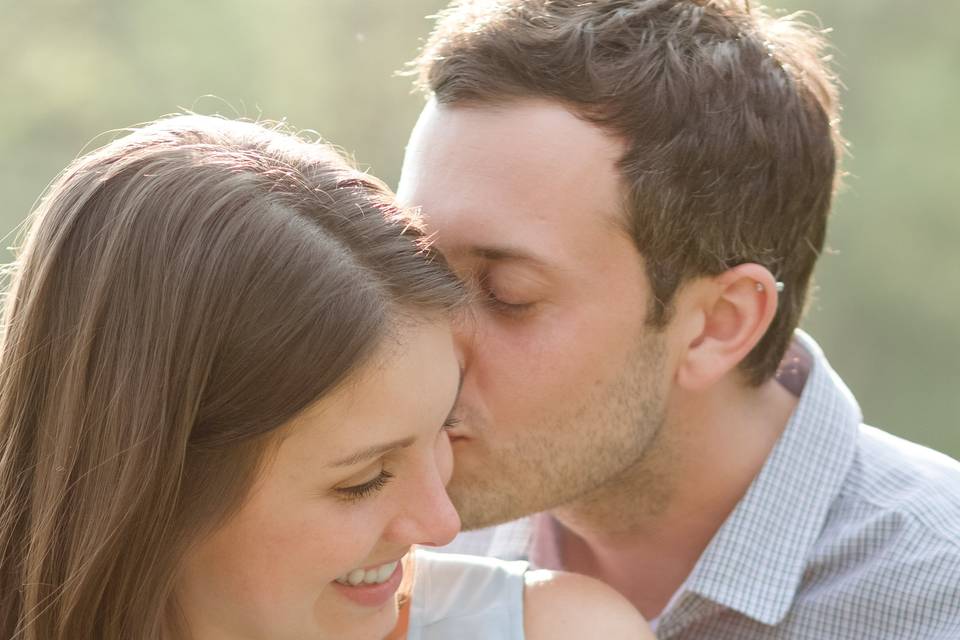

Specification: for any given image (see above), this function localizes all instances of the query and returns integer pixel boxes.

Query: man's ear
[673,264,779,391]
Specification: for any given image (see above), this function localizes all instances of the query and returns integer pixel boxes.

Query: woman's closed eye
[333,469,395,503]
[332,411,459,504]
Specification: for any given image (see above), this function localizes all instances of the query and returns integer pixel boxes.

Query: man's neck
[548,373,800,619]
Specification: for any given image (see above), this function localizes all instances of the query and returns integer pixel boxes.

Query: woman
[0,115,650,639]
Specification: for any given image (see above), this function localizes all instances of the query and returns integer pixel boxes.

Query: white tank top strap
[406,548,529,639]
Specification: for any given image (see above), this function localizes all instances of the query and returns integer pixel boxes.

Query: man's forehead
[399,100,632,261]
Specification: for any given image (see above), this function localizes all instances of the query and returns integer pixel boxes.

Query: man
[396,1,960,637]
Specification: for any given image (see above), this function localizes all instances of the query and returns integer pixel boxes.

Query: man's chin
[448,480,542,531]
[447,484,511,531]
[456,510,522,532]
[447,442,554,529]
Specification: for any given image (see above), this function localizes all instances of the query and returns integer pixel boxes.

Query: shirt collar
[668,330,863,627]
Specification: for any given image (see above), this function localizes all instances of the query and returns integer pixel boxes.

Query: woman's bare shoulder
[523,569,655,639]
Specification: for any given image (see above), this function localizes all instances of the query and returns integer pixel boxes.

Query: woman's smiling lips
[332,559,404,608]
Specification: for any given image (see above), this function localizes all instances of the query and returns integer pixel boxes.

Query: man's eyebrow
[469,245,552,268]
[329,437,416,468]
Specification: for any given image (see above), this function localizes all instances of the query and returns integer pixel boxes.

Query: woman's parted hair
[414,0,843,384]
[0,115,462,639]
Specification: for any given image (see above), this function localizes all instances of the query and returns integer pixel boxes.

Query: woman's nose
[385,464,461,548]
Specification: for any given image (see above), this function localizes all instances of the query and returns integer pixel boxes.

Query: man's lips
[446,428,470,443]
[445,417,482,443]
[445,416,477,438]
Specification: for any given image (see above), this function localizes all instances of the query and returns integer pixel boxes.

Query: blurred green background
[2,1,958,456]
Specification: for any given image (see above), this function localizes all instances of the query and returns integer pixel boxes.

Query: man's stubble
[447,328,673,532]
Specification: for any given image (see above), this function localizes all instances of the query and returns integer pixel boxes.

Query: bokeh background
[3,1,958,455]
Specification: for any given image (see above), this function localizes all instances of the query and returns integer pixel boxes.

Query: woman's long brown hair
[0,115,462,639]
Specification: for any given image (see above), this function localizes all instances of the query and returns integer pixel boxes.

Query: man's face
[397,99,671,529]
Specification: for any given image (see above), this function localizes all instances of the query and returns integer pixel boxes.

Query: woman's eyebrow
[331,369,463,468]
[329,437,416,468]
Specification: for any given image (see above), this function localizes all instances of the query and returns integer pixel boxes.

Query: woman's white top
[406,549,529,639]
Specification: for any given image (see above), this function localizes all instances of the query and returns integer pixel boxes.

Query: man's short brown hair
[413,0,843,385]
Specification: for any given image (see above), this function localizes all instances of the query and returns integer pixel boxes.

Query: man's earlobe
[675,264,779,391]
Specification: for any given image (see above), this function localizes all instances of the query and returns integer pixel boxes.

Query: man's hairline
[425,92,641,234]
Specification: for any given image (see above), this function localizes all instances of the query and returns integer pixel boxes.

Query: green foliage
[2,0,957,455]
[775,0,960,455]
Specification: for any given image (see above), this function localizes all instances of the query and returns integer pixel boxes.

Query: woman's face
[176,320,461,640]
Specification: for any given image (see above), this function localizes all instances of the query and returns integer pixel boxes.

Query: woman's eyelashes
[334,469,395,503]
[332,417,455,503]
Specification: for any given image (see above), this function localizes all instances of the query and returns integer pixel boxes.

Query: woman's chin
[314,591,400,640]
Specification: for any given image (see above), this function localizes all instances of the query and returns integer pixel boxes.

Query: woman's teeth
[335,561,399,587]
